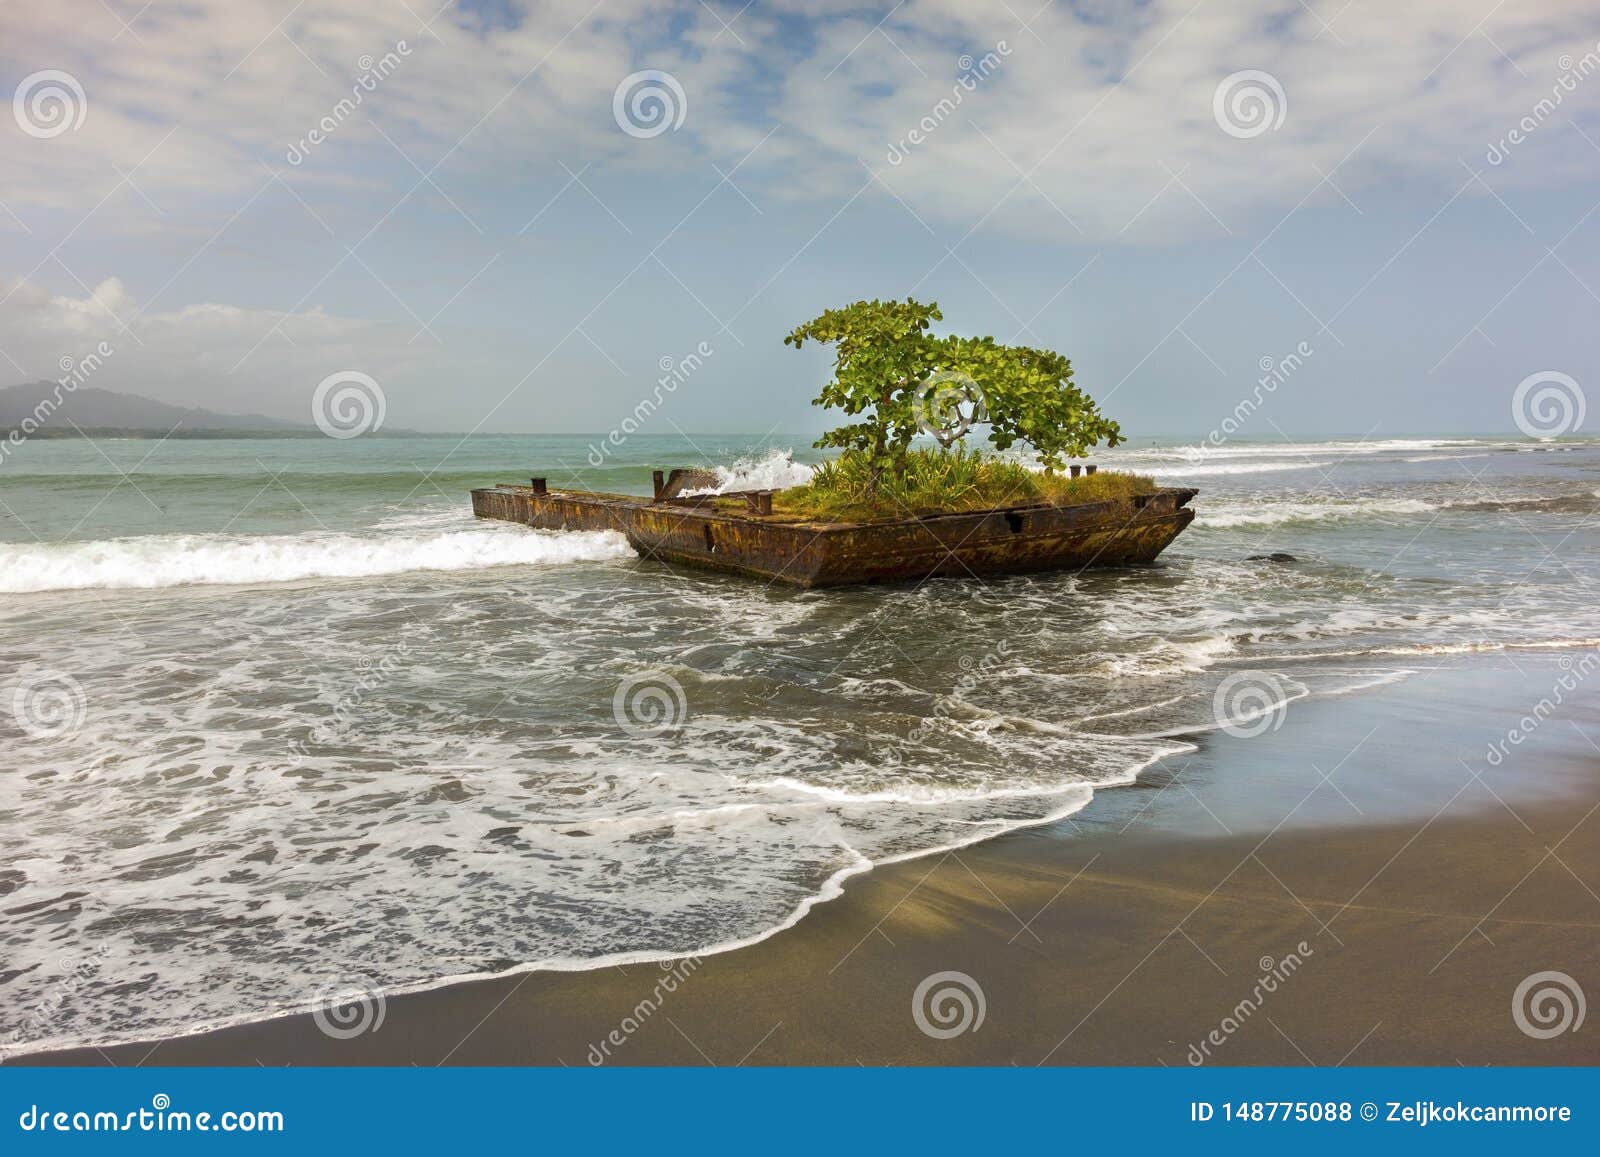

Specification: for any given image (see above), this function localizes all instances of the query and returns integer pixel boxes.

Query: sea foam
[0,526,633,592]
[706,450,816,492]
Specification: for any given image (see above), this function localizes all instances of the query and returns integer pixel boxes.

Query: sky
[0,0,1597,440]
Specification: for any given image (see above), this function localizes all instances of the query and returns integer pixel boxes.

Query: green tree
[784,297,1123,496]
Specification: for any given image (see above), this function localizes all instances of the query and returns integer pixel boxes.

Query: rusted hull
[471,484,1196,587]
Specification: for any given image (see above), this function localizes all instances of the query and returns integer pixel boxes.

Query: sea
[2,432,1598,1054]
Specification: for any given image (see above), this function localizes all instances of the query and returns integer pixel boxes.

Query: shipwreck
[471,468,1197,588]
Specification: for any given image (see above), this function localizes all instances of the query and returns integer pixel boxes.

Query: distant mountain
[1,381,313,435]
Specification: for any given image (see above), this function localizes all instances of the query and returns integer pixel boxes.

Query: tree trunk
[865,382,897,501]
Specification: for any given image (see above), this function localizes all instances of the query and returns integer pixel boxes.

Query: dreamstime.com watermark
[325,642,413,736]
[1185,942,1314,1064]
[612,671,689,738]
[908,641,1010,744]
[13,69,87,138]
[1486,43,1600,166]
[16,1095,283,1134]
[912,970,986,1039]
[613,70,687,138]
[586,956,702,1063]
[1512,970,1586,1039]
[286,41,413,165]
[0,946,110,1062]
[1213,70,1287,139]
[1,342,116,468]
[1184,341,1313,464]
[310,974,387,1040]
[312,369,386,438]
[886,43,1011,165]
[1511,370,1585,439]
[1485,648,1600,766]
[8,668,88,742]
[587,341,713,466]
[912,370,986,447]
[1210,670,1294,738]
[287,641,414,765]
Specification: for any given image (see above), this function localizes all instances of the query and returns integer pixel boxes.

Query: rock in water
[1246,552,1298,563]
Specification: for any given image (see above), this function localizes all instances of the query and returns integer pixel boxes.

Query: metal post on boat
[1070,464,1082,478]
[754,490,773,516]
[530,477,548,495]
[652,470,665,501]
[1086,464,1098,475]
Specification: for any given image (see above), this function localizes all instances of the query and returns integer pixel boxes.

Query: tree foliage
[784,297,1122,493]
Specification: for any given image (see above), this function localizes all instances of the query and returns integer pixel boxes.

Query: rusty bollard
[755,490,773,516]
[651,470,665,501]
[1070,464,1082,478]
[530,477,548,495]
[1086,464,1098,475]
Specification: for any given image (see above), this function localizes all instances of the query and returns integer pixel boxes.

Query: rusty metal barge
[472,467,1196,588]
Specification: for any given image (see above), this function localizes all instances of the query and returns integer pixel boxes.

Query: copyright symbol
[1360,1102,1378,1121]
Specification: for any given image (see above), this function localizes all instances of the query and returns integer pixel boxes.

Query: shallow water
[3,432,1598,1053]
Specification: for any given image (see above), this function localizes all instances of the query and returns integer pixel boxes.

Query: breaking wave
[1199,497,1434,527]
[1198,489,1600,528]
[707,450,816,492]
[0,525,632,592]
[1148,459,1338,477]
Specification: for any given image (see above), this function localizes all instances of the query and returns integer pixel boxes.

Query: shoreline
[5,733,1176,1060]
[14,652,1600,1067]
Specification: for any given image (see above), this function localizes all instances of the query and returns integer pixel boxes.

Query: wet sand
[21,655,1600,1066]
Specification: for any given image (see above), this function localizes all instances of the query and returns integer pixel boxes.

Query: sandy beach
[21,653,1598,1068]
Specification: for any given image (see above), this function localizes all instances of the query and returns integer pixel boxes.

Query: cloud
[0,275,446,425]
[0,1,635,233]
[759,0,1600,240]
[2,1,1597,436]
[4,1,1597,243]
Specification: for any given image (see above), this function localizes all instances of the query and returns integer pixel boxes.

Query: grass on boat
[715,447,1158,522]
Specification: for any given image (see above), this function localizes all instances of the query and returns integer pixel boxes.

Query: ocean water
[3,432,1599,1054]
